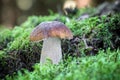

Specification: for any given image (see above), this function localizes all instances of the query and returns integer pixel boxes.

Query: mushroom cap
[30,21,73,41]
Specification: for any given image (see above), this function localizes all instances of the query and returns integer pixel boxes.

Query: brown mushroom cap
[30,21,73,41]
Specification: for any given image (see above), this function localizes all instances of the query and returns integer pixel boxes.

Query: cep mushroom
[30,21,73,64]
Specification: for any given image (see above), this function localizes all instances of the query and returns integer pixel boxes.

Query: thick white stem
[40,37,62,64]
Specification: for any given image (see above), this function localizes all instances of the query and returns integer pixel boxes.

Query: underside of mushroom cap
[30,21,73,42]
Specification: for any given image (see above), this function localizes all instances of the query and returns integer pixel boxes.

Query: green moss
[0,29,12,42]
[66,16,100,36]
[0,29,12,50]
[8,27,32,51]
[5,49,120,80]
[66,14,120,50]
[0,50,6,59]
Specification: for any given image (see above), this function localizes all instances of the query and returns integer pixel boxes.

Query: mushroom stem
[40,37,62,64]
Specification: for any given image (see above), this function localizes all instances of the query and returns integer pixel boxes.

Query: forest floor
[0,1,120,80]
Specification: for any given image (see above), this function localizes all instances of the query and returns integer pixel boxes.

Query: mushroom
[30,21,73,64]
